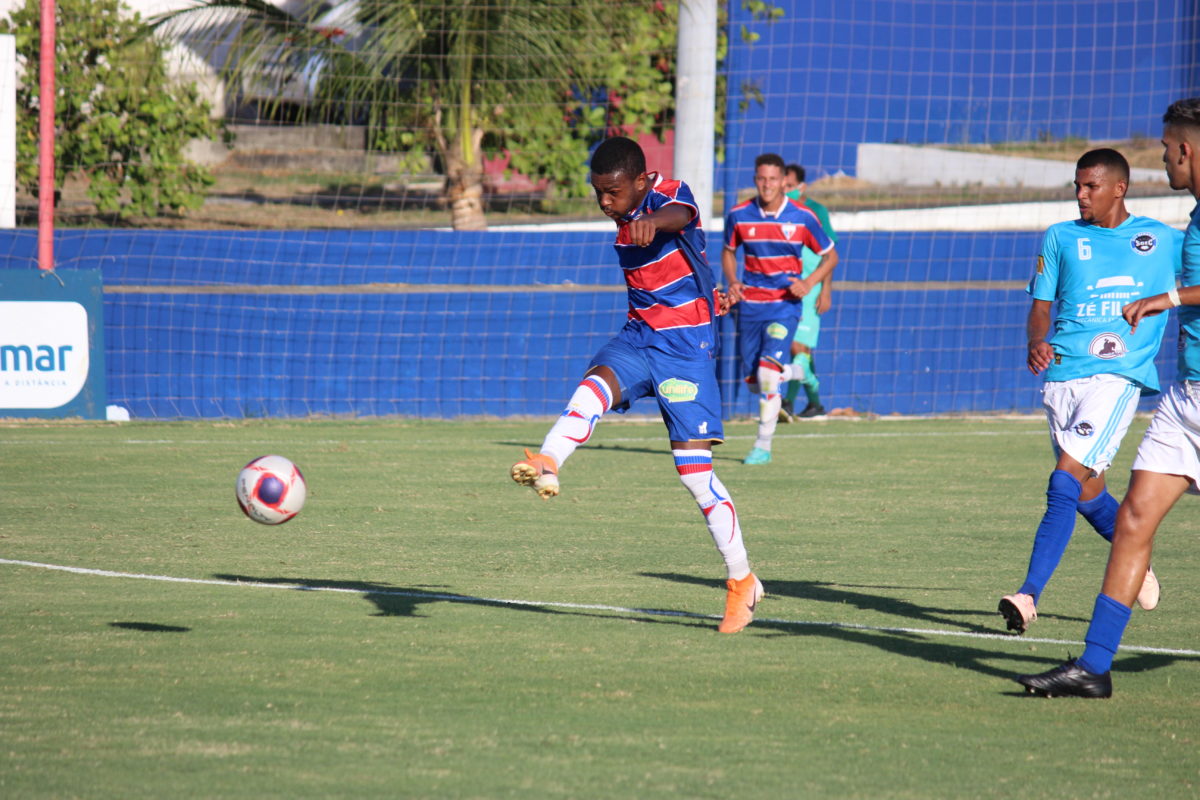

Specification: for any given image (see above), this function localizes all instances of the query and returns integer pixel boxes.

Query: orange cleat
[510,448,560,500]
[718,573,764,633]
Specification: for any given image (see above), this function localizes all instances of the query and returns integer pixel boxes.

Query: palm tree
[154,0,671,230]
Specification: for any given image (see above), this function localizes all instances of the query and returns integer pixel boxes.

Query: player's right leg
[511,360,622,500]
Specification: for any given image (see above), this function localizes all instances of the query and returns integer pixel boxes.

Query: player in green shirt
[780,163,836,419]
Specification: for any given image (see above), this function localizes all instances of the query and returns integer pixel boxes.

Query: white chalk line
[3,557,1197,658]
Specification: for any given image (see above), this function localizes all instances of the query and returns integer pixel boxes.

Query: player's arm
[788,247,838,299]
[1124,286,1199,333]
[721,245,743,304]
[1026,298,1055,375]
[816,273,833,314]
[625,203,693,246]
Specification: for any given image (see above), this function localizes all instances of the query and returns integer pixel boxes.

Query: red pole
[37,0,54,271]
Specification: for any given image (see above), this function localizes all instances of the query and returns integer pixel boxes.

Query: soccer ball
[235,455,307,525]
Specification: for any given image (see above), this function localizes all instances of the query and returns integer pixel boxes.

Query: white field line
[3,557,1197,658]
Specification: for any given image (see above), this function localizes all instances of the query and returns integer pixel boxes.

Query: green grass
[1,417,1198,798]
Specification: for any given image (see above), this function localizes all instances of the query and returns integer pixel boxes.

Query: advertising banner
[0,269,106,418]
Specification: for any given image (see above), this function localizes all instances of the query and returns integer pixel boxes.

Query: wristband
[1169,288,1182,308]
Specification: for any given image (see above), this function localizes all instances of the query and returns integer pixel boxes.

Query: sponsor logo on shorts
[1089,333,1126,359]
[658,378,699,403]
[1074,421,1095,438]
[698,421,708,435]
[766,322,789,340]
[1130,232,1158,254]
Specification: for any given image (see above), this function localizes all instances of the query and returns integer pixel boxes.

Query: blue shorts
[737,309,801,379]
[588,333,724,443]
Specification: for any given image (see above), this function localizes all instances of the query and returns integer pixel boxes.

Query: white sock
[540,374,612,468]
[673,449,750,580]
[753,366,783,452]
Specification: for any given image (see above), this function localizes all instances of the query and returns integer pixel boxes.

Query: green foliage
[2,0,224,219]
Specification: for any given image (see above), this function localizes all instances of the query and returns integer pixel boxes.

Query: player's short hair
[785,163,806,183]
[754,153,786,171]
[591,137,646,177]
[1076,148,1130,183]
[1163,97,1200,131]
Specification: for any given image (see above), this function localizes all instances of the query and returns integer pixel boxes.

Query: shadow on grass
[109,622,191,633]
[211,574,572,620]
[641,571,1091,634]
[209,572,1191,686]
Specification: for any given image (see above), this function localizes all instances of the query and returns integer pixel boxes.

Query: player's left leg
[745,315,801,465]
[656,354,762,633]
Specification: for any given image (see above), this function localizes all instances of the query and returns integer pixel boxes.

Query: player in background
[780,163,837,420]
[510,136,764,634]
[1017,99,1200,698]
[998,148,1179,636]
[723,153,837,464]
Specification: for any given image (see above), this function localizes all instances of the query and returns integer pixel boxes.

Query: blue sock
[1078,593,1132,674]
[1017,470,1083,603]
[1077,490,1118,542]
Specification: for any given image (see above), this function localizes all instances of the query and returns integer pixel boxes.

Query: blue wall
[0,229,1179,419]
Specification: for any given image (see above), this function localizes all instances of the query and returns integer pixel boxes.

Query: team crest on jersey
[1089,333,1126,359]
[1073,421,1095,438]
[781,224,796,240]
[766,322,789,340]
[1130,232,1158,254]
[658,378,699,403]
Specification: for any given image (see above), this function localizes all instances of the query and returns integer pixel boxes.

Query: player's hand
[1123,294,1170,334]
[1027,339,1055,375]
[787,277,812,299]
[725,280,745,305]
[716,290,734,315]
[815,289,832,315]
[626,216,660,246]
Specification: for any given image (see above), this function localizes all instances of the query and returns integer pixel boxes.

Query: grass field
[1,416,1198,798]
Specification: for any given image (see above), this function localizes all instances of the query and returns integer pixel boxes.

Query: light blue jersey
[1177,203,1200,380]
[1028,215,1183,392]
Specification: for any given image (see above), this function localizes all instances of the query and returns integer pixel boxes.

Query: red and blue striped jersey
[611,174,719,359]
[724,197,834,321]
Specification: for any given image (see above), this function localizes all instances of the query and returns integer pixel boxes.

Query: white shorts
[1042,374,1141,475]
[1131,381,1200,494]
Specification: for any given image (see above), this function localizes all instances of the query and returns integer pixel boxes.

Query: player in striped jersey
[998,148,1180,639]
[510,136,763,634]
[722,153,838,464]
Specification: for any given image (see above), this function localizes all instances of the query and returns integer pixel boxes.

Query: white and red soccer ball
[235,455,307,525]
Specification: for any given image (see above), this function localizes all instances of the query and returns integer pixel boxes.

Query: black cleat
[1016,659,1112,698]
[798,402,825,418]
[778,398,794,423]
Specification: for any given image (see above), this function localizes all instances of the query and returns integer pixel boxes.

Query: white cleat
[1136,566,1160,611]
[998,592,1037,634]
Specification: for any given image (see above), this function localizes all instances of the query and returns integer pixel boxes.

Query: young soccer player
[1017,99,1200,698]
[722,154,837,464]
[509,136,763,634]
[998,148,1181,636]
[780,163,836,420]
